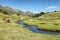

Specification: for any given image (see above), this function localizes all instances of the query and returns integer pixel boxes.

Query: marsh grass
[0,13,60,40]
[0,21,60,40]
[23,18,60,32]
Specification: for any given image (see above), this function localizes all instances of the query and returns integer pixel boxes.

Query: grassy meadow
[23,12,60,31]
[0,12,60,40]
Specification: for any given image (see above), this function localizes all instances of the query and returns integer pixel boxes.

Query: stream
[17,21,60,34]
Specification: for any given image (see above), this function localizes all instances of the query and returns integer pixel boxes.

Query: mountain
[24,11,34,16]
[0,5,34,16]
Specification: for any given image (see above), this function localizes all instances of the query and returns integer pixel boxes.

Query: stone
[3,18,12,23]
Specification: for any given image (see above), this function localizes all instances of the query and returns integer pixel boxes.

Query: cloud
[47,6,57,9]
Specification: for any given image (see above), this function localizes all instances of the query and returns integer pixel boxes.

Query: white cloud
[47,6,57,9]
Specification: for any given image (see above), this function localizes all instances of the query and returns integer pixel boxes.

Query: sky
[0,0,60,13]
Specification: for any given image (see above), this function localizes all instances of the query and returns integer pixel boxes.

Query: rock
[29,19,33,21]
[3,18,12,23]
[20,18,24,20]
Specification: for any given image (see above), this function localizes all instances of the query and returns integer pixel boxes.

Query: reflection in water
[17,21,60,35]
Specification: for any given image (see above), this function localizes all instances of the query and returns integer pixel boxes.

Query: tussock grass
[0,22,60,40]
[0,13,60,40]
[23,12,60,31]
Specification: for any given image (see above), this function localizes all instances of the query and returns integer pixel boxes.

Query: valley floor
[0,22,60,40]
[0,13,60,40]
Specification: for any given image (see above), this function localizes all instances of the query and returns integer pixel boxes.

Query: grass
[0,13,60,40]
[23,12,60,31]
[23,19,60,31]
[0,20,60,40]
[0,13,30,22]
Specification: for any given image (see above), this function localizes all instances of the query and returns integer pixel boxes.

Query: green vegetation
[0,13,60,40]
[0,5,60,40]
[32,12,45,17]
[1,21,60,40]
[23,12,60,31]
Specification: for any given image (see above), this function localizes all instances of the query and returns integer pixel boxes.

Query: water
[17,21,60,34]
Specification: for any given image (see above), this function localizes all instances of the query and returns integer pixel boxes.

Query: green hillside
[23,11,60,31]
[40,12,60,20]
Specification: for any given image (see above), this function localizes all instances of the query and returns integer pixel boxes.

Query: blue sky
[0,0,60,13]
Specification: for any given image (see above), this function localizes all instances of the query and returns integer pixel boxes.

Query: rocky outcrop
[3,18,12,23]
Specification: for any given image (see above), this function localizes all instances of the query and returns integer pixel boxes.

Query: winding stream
[17,21,60,34]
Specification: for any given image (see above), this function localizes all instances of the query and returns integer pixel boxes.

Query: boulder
[3,18,12,23]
